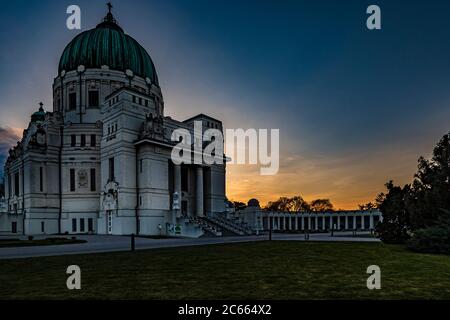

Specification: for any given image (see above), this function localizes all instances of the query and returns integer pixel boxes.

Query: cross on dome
[107,2,113,13]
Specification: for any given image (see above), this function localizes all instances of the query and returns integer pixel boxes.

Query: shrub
[407,225,450,254]
[376,220,410,244]
[45,237,67,244]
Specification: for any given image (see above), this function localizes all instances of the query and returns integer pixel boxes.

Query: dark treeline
[375,132,450,254]
[229,197,335,213]
[263,197,334,213]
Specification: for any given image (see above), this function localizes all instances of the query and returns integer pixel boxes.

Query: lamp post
[131,233,135,251]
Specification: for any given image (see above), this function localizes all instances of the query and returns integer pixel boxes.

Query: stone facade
[0,12,226,236]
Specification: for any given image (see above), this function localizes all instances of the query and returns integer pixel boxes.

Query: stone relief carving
[78,169,88,188]
[142,113,165,141]
[29,127,47,147]
[101,180,119,211]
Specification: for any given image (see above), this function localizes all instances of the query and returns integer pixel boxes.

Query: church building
[0,8,226,236]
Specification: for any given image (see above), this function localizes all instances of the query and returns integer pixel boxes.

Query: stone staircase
[189,217,222,237]
[199,218,237,237]
[205,213,253,236]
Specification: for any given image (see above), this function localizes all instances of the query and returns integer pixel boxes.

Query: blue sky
[1,0,450,208]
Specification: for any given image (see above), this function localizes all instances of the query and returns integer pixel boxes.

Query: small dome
[248,199,260,207]
[31,104,46,123]
[58,10,158,85]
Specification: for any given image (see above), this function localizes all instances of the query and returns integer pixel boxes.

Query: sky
[0,0,450,209]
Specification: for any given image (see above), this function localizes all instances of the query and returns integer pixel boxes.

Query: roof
[58,10,158,85]
[183,113,223,124]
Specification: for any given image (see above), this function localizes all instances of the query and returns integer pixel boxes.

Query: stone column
[345,216,349,230]
[322,216,326,230]
[330,216,333,230]
[174,164,182,219]
[337,216,341,230]
[308,216,311,230]
[315,216,319,230]
[370,215,374,229]
[301,216,305,230]
[272,215,275,230]
[295,216,298,230]
[353,215,357,230]
[196,166,204,217]
[288,216,292,230]
[361,216,365,230]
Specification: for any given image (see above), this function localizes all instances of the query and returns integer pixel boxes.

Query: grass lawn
[0,238,86,248]
[0,241,449,300]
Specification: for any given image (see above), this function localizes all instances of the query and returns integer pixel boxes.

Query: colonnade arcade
[262,212,382,231]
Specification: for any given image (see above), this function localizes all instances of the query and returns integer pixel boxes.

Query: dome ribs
[57,15,159,85]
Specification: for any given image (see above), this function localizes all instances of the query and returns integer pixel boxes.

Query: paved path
[0,232,380,260]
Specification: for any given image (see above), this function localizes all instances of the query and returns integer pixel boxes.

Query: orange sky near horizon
[225,145,424,210]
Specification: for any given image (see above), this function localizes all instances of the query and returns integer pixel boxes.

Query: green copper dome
[58,12,158,85]
[31,103,46,123]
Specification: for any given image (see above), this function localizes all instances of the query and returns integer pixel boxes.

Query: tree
[232,201,247,211]
[375,181,411,243]
[309,199,334,213]
[372,132,450,251]
[264,196,311,212]
[264,199,277,211]
[407,133,450,229]
[358,202,376,211]
[265,197,292,212]
[290,196,311,212]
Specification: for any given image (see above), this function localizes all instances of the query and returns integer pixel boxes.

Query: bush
[45,237,67,244]
[407,225,450,254]
[376,220,410,244]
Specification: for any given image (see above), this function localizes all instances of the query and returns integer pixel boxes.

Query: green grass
[0,241,449,300]
[0,238,86,248]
